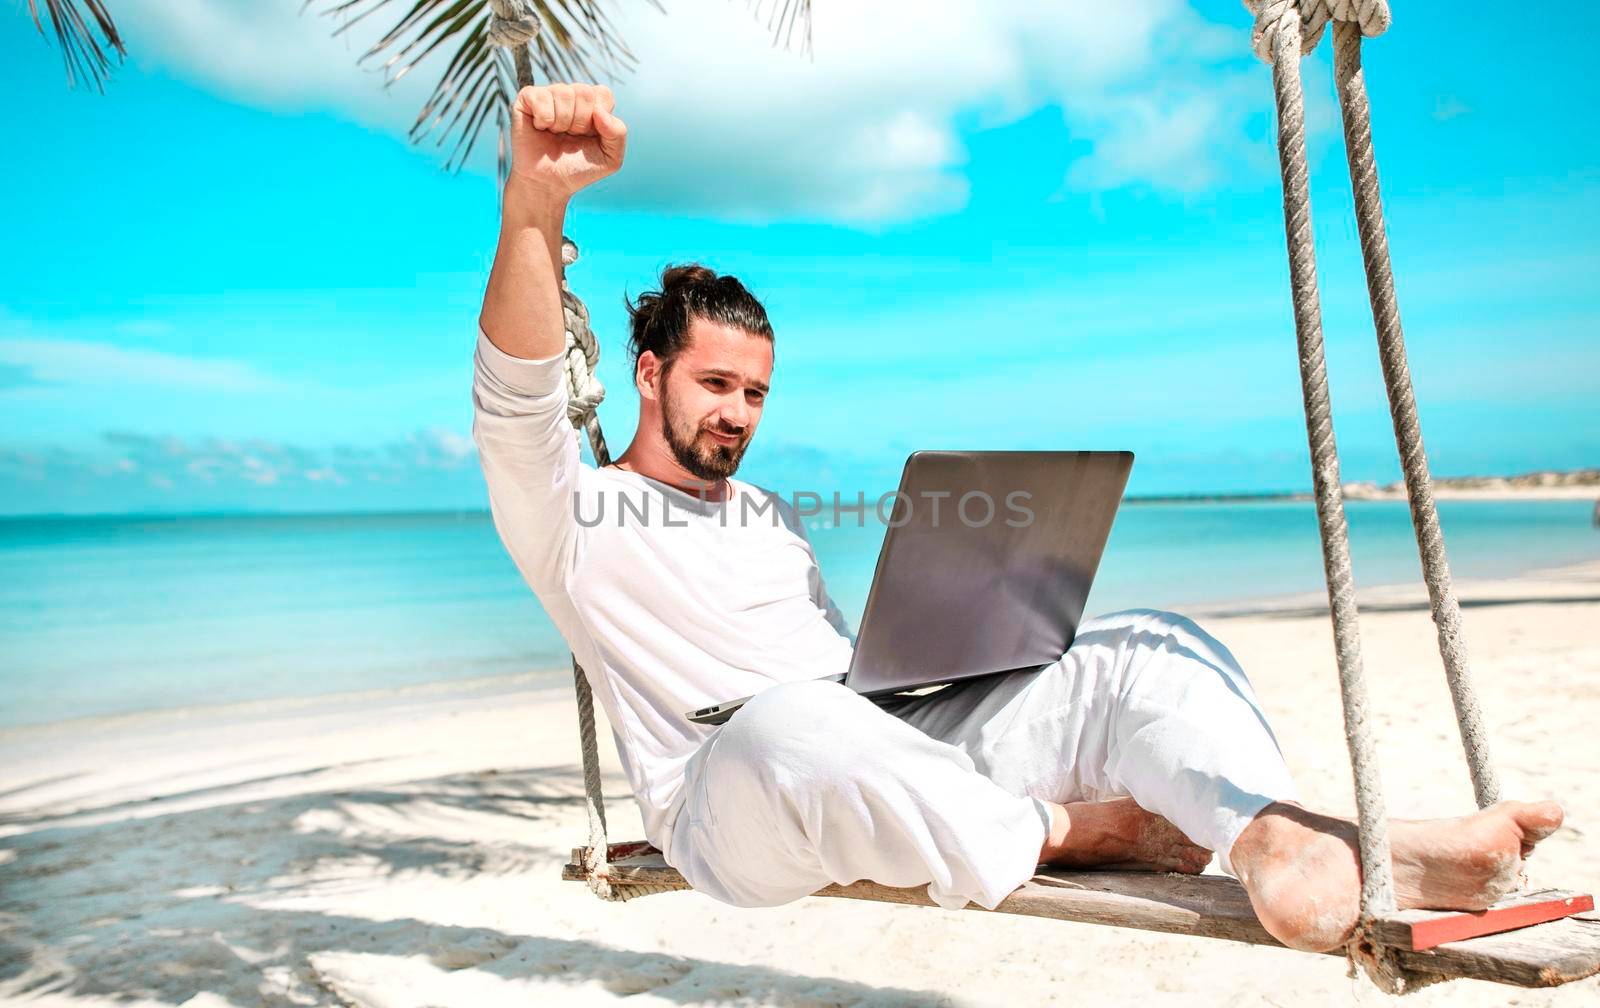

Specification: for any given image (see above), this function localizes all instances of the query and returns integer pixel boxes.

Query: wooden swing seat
[564,843,1600,989]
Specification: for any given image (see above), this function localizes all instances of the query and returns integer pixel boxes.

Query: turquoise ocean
[3,499,1597,729]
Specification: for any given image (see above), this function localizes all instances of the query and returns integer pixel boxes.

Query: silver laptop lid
[846,450,1133,697]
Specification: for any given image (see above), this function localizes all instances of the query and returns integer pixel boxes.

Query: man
[473,83,1564,953]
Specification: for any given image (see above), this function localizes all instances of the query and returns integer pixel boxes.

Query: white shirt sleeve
[471,328,582,595]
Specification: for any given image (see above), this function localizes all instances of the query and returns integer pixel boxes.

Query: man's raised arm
[472,84,627,597]
[479,83,628,358]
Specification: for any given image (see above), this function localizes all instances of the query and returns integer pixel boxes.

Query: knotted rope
[491,15,680,904]
[1246,0,1499,991]
[489,0,538,91]
[1246,0,1398,927]
[486,0,542,49]
[557,230,685,903]
[553,239,623,901]
[1247,0,1390,60]
[560,240,608,432]
[558,245,684,902]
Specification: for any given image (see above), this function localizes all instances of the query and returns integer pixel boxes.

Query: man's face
[653,318,773,482]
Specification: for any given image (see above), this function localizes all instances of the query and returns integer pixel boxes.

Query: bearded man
[472,82,1565,952]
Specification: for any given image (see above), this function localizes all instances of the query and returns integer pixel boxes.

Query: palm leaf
[751,0,812,54]
[308,0,812,178]
[28,0,127,91]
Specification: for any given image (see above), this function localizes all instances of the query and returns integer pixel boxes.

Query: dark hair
[626,263,774,374]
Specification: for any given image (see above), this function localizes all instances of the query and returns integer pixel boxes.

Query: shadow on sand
[0,764,952,1007]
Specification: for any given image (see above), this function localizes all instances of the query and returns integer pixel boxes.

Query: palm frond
[308,0,813,178]
[751,0,812,56]
[308,0,646,178]
[28,0,127,91]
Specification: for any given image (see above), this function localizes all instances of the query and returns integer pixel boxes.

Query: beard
[660,380,749,483]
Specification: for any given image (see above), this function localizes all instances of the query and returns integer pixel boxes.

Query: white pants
[664,609,1298,911]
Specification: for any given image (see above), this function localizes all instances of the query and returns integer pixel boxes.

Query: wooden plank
[816,868,1282,946]
[562,846,1600,988]
[564,845,686,884]
[1373,890,1594,951]
[1394,916,1600,988]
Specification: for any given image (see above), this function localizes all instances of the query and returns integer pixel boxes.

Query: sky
[2,0,1597,515]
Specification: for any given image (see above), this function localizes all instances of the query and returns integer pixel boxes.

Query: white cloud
[1067,88,1237,191]
[116,0,433,130]
[0,427,480,499]
[0,337,285,393]
[110,1,1265,221]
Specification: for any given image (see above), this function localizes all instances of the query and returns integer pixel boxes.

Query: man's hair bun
[660,264,718,290]
[626,263,773,373]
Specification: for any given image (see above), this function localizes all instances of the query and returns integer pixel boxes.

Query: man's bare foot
[1039,797,1212,874]
[1230,799,1566,952]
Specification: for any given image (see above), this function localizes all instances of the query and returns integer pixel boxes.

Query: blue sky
[2,1,1596,515]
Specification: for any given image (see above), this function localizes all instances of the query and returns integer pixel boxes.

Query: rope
[560,254,683,901]
[1328,21,1501,810]
[1247,1,1390,61]
[557,234,637,899]
[1247,1,1497,991]
[486,0,542,48]
[490,15,656,903]
[560,239,609,432]
[1247,0,1399,923]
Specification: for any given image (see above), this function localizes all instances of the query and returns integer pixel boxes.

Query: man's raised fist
[509,83,628,196]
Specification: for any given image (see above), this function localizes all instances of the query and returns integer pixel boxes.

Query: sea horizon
[0,494,1367,523]
[4,464,1595,523]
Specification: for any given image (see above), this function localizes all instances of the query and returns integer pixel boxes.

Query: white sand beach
[3,563,1598,1007]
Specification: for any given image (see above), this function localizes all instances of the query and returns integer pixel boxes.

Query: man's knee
[717,678,873,769]
[1064,608,1200,668]
[736,677,861,724]
[1063,607,1247,700]
[1081,607,1201,642]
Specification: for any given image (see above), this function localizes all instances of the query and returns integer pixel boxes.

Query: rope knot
[559,236,606,429]
[1345,922,1441,995]
[1326,1,1391,36]
[1242,0,1389,63]
[487,0,542,49]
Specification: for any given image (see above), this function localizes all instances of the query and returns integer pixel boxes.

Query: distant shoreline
[2,468,1595,521]
[1336,468,1600,502]
[1129,468,1600,505]
[1129,485,1600,505]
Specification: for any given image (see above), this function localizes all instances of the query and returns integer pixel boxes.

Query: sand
[3,562,1598,1007]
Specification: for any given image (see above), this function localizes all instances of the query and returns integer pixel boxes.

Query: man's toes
[1151,844,1209,874]
[1177,848,1212,874]
[1509,800,1565,843]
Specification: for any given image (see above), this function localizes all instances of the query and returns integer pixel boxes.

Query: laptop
[686,449,1133,726]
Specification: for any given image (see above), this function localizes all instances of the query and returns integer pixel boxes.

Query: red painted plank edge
[1409,893,1596,951]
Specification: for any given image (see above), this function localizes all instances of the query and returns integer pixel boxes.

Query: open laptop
[686,449,1133,726]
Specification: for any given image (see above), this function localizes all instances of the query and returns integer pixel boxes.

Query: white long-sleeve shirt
[471,329,856,847]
